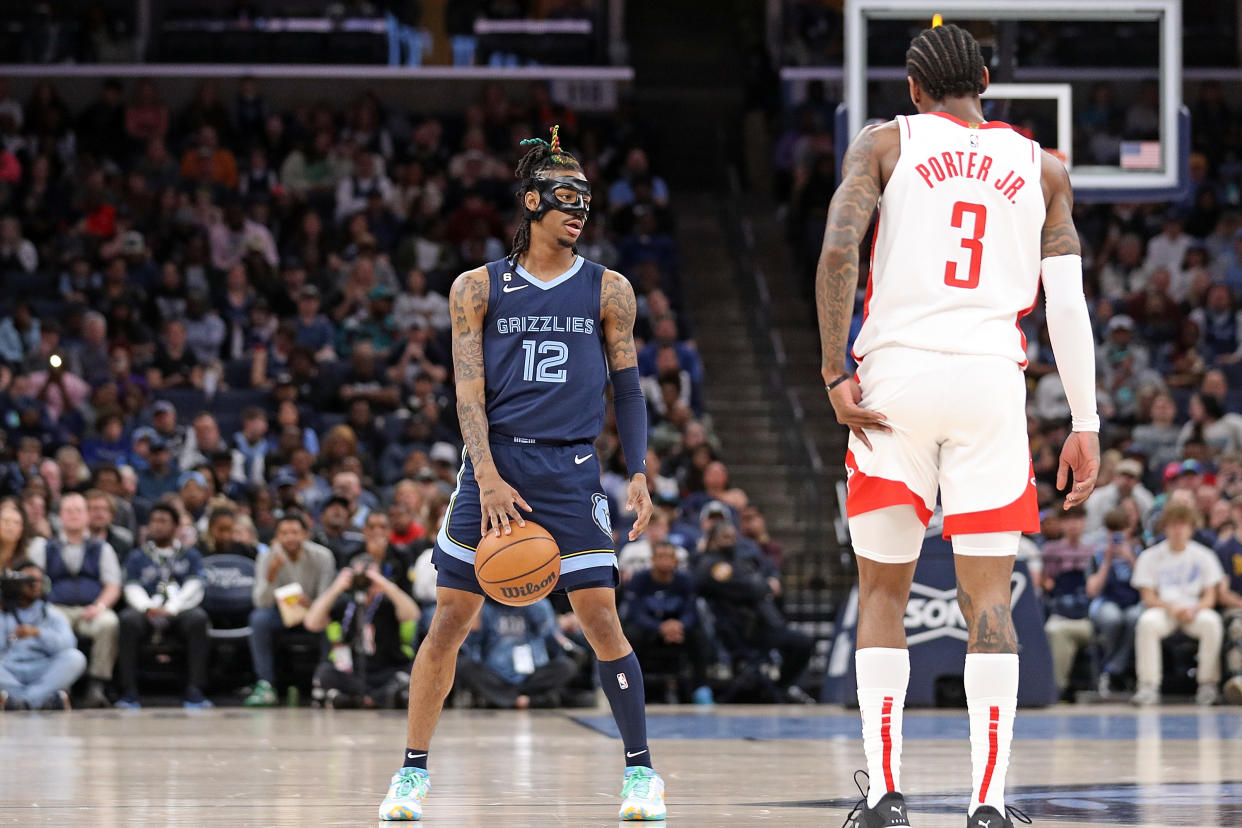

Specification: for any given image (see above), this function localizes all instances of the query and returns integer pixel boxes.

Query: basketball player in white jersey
[817,24,1100,828]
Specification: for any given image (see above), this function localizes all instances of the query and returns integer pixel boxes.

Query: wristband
[825,372,852,391]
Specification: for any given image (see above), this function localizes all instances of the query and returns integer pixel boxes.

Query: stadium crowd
[0,74,800,711]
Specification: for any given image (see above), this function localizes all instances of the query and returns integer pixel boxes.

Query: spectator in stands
[83,414,132,469]
[136,437,178,501]
[293,285,336,361]
[618,511,687,582]
[116,504,211,710]
[609,148,669,209]
[1131,393,1183,476]
[740,506,783,572]
[0,497,30,572]
[336,150,396,225]
[393,268,451,335]
[246,510,336,706]
[233,407,269,485]
[0,301,39,366]
[1190,283,1242,363]
[0,558,85,711]
[200,506,255,559]
[0,214,36,274]
[456,598,577,709]
[1217,523,1242,704]
[1177,393,1242,460]
[180,125,237,189]
[304,550,419,709]
[622,541,714,705]
[1086,458,1155,533]
[209,198,277,273]
[124,79,169,146]
[85,489,133,555]
[1087,508,1145,697]
[1131,501,1226,705]
[28,492,119,709]
[693,522,813,702]
[681,462,735,525]
[1040,505,1098,696]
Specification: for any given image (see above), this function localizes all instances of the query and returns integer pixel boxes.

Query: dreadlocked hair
[510,125,582,258]
[906,23,985,102]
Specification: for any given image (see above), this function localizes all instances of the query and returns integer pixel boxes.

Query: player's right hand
[827,377,890,451]
[478,475,532,537]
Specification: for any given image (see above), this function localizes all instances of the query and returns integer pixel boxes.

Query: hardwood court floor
[1,703,1239,826]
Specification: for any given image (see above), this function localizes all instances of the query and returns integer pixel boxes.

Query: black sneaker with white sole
[967,804,1031,828]
[842,771,912,828]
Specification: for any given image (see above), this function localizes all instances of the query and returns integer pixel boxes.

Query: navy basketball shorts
[433,440,618,595]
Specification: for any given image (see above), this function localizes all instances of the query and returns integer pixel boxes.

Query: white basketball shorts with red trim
[844,346,1039,539]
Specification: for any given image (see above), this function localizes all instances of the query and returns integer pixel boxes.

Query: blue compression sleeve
[610,366,647,476]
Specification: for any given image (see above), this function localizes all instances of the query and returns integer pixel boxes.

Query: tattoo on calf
[958,584,1018,654]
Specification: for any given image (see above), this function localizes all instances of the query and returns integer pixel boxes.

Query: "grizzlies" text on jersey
[495,316,596,335]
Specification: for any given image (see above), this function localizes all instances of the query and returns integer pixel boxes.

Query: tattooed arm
[602,270,652,540]
[1040,151,1101,508]
[449,267,530,537]
[816,122,898,449]
[601,270,639,372]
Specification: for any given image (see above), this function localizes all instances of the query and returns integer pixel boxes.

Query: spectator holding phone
[1086,507,1145,697]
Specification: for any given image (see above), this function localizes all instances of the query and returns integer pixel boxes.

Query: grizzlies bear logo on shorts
[592,493,612,537]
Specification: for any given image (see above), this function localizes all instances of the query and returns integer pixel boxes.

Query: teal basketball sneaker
[619,766,666,820]
[378,767,430,821]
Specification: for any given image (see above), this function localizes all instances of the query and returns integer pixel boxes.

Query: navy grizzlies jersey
[482,256,608,443]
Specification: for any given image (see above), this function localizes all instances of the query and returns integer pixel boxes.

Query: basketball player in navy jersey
[379,127,664,821]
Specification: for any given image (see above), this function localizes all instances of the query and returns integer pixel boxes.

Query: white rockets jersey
[851,112,1047,367]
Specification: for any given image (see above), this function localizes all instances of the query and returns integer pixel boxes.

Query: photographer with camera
[27,492,120,709]
[0,559,86,710]
[115,504,211,710]
[303,532,419,709]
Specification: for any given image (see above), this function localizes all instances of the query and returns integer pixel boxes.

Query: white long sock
[856,647,910,806]
[964,653,1019,816]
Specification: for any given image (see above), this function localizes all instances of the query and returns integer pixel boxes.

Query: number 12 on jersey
[944,201,987,290]
[521,339,568,383]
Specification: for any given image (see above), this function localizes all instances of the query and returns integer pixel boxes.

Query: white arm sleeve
[1041,255,1100,432]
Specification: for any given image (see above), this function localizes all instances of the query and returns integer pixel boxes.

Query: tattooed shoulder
[449,267,490,322]
[601,270,636,326]
[1039,152,1080,258]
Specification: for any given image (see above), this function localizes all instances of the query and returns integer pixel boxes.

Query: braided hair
[906,23,985,102]
[510,125,583,259]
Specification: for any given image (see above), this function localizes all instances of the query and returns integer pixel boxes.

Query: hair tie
[549,125,561,153]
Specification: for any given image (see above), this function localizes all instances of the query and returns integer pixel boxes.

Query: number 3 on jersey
[521,339,568,383]
[944,201,987,289]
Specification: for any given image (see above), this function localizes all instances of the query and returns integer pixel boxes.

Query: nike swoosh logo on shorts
[502,284,529,293]
[574,454,593,464]
[626,750,647,758]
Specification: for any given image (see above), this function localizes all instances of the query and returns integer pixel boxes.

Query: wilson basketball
[474,520,561,606]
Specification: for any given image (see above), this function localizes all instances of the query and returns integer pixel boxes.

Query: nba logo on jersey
[617,673,629,690]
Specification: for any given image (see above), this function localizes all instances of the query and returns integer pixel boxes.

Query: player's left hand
[1058,430,1100,508]
[625,475,653,541]
[827,377,890,451]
